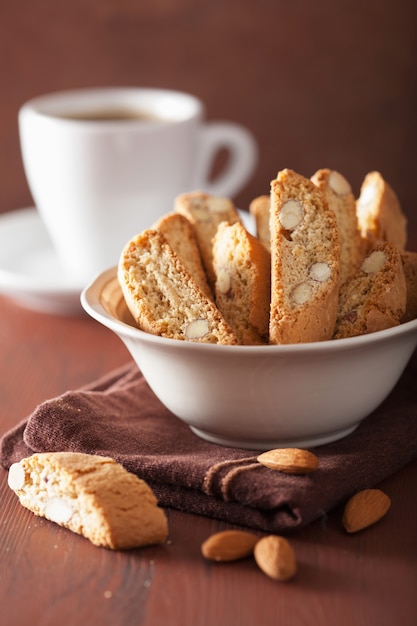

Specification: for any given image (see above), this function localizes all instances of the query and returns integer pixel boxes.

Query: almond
[309,262,331,283]
[184,319,210,339]
[201,530,259,562]
[361,250,386,274]
[342,488,391,533]
[328,170,352,196]
[254,535,297,581]
[291,282,313,305]
[279,199,303,230]
[45,497,74,525]
[8,462,26,491]
[257,448,319,474]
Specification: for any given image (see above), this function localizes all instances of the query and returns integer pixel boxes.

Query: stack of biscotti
[254,168,412,341]
[118,191,272,345]
[174,192,271,344]
[117,169,415,345]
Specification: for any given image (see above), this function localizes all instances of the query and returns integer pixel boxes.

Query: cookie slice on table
[401,251,417,323]
[356,171,407,251]
[334,242,407,339]
[269,169,340,344]
[153,212,212,299]
[249,194,271,252]
[7,452,168,550]
[311,168,364,285]
[118,229,238,344]
[174,191,241,287]
[212,221,271,345]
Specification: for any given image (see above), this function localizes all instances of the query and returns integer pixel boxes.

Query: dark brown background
[1,0,416,232]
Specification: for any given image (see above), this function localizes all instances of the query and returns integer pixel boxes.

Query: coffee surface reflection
[53,108,169,122]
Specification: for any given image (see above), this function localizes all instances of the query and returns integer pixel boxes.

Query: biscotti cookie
[333,242,407,339]
[7,452,168,550]
[153,212,212,299]
[311,168,364,285]
[212,221,271,345]
[174,191,241,286]
[249,195,271,252]
[118,229,238,344]
[356,171,407,251]
[269,169,340,344]
[401,250,417,323]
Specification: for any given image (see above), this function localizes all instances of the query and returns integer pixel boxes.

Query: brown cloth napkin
[1,352,417,534]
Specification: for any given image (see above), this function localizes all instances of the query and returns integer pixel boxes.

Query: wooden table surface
[1,2,417,624]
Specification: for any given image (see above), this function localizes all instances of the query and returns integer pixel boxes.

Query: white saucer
[0,206,255,316]
[0,207,85,315]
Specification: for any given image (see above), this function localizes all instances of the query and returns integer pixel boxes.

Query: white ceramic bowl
[81,267,417,450]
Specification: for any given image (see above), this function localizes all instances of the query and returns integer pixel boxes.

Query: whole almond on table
[342,488,391,533]
[257,448,319,474]
[254,535,297,581]
[201,530,259,562]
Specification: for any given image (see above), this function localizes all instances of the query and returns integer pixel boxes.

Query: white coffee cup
[18,87,257,283]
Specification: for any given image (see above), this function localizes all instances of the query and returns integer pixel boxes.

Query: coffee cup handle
[194,122,258,198]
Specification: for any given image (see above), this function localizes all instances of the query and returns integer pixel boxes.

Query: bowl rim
[81,266,417,355]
